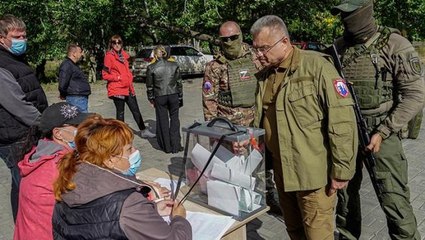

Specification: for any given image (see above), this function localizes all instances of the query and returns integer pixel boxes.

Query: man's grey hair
[0,14,26,36]
[250,15,289,38]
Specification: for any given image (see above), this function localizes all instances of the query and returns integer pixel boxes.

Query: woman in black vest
[52,115,191,239]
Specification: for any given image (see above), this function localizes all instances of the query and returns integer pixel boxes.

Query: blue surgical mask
[67,141,76,149]
[9,39,27,56]
[122,150,142,176]
[61,128,77,149]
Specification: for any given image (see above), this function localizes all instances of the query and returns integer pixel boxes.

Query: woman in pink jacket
[13,102,90,240]
[102,35,155,139]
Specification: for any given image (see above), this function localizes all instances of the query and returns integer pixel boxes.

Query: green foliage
[375,0,425,40]
[0,0,424,69]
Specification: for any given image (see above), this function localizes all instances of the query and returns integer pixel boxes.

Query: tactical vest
[342,27,397,130]
[217,54,258,108]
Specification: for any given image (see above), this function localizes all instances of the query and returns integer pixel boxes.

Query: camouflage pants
[336,134,420,240]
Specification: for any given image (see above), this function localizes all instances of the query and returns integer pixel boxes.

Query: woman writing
[52,116,191,239]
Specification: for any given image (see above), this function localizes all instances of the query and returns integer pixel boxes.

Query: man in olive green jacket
[251,15,358,239]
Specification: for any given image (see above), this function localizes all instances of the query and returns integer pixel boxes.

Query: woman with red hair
[52,115,191,239]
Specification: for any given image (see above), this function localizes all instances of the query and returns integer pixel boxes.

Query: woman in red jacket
[102,35,155,138]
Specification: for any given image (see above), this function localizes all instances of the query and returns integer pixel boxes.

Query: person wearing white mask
[14,102,90,240]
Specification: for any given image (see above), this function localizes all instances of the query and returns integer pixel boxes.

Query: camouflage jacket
[202,43,259,126]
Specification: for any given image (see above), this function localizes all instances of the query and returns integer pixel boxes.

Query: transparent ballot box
[181,117,266,221]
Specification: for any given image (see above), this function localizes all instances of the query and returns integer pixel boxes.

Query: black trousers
[154,94,181,153]
[112,94,146,130]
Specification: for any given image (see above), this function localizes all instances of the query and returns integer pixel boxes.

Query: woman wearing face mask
[52,115,191,240]
[13,102,90,240]
[102,34,156,139]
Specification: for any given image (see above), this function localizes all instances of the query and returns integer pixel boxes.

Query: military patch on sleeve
[333,79,349,98]
[409,57,422,75]
[203,81,212,92]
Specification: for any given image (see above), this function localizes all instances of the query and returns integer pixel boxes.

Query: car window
[170,47,186,56]
[307,43,318,50]
[184,47,200,56]
[136,49,153,58]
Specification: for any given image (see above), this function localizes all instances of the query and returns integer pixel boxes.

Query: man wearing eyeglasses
[251,15,358,239]
[201,21,282,215]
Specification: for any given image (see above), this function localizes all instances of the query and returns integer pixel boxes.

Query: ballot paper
[207,180,240,215]
[191,143,263,178]
[186,211,235,240]
[210,163,256,190]
[190,143,225,177]
[207,180,262,215]
[162,211,235,240]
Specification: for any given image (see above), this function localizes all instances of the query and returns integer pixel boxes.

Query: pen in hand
[154,197,165,203]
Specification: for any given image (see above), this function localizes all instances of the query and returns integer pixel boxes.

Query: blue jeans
[66,95,89,113]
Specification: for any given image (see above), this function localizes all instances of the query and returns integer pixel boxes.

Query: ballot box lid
[182,119,264,142]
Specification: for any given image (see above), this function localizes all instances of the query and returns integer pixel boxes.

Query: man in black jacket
[0,14,48,222]
[59,44,91,112]
[146,45,183,153]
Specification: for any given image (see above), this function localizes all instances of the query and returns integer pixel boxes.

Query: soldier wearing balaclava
[332,0,424,239]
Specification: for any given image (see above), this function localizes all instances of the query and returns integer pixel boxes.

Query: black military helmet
[331,0,372,15]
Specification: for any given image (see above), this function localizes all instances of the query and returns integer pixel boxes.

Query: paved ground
[1,78,425,239]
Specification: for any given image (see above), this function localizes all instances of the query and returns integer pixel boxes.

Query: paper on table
[154,178,185,191]
[186,211,235,240]
[210,163,256,190]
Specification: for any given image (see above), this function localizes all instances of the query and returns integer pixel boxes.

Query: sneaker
[140,129,156,138]
[266,192,282,216]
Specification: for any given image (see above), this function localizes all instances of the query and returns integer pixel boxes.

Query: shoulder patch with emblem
[203,81,212,92]
[409,56,422,75]
[333,79,349,98]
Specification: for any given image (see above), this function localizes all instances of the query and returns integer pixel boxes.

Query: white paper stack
[190,143,263,216]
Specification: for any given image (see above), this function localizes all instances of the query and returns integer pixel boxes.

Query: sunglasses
[111,40,122,45]
[220,34,240,43]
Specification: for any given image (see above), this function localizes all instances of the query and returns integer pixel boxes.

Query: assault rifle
[326,44,384,202]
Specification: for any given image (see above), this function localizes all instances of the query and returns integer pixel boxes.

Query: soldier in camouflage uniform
[332,0,425,239]
[202,21,282,215]
[202,21,258,126]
